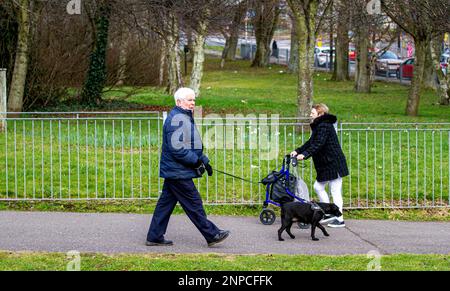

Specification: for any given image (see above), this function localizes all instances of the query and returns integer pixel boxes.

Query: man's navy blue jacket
[159,106,209,179]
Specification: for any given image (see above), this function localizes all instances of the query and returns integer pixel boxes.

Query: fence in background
[0,112,449,209]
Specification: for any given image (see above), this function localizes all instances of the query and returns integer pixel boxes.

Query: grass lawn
[0,251,448,271]
[1,57,450,206]
[106,58,450,122]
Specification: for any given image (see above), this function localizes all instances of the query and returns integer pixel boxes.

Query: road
[0,211,448,255]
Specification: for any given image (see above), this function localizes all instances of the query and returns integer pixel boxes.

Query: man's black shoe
[207,230,230,247]
[145,239,173,246]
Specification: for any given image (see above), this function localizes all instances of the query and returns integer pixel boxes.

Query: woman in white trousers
[291,104,349,228]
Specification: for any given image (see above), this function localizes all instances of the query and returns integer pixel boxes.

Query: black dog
[278,201,342,241]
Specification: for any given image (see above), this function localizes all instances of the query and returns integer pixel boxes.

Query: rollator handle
[291,157,298,167]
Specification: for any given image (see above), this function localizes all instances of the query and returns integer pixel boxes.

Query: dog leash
[213,168,262,185]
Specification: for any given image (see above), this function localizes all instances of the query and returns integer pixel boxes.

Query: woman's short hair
[174,87,195,103]
[313,103,329,115]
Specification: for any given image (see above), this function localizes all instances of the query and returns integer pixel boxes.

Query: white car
[314,47,335,67]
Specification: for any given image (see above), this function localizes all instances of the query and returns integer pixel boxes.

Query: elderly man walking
[146,87,230,247]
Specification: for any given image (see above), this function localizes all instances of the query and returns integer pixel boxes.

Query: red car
[396,58,414,79]
[349,48,356,62]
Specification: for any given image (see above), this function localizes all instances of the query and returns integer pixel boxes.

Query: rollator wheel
[260,208,276,225]
[297,222,310,229]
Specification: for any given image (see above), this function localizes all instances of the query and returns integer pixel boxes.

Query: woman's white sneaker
[327,220,345,228]
[319,214,336,224]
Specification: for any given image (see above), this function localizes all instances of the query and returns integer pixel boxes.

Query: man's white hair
[174,87,195,103]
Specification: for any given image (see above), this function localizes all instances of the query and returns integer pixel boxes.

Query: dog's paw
[324,233,330,237]
[312,237,319,241]
[278,238,285,241]
[289,235,295,239]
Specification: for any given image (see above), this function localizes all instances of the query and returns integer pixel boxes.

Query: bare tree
[381,0,450,116]
[287,0,331,119]
[352,0,373,93]
[331,0,349,81]
[431,34,450,105]
[80,0,113,106]
[7,0,32,112]
[220,0,248,68]
[287,10,299,72]
[251,0,280,67]
[189,8,210,96]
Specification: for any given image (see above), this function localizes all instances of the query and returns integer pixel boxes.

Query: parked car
[314,47,335,67]
[440,53,449,75]
[396,58,414,79]
[349,47,356,62]
[397,54,449,80]
[375,51,404,77]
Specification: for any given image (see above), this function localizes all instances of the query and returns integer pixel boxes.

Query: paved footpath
[0,211,449,255]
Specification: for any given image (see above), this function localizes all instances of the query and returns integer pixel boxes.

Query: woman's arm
[295,139,311,155]
[299,124,329,159]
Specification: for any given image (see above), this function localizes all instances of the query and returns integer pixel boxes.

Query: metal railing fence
[0,113,449,209]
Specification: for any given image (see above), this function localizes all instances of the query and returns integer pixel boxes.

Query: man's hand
[205,163,213,176]
[194,159,203,168]
[290,151,298,157]
[194,160,205,176]
[296,154,305,160]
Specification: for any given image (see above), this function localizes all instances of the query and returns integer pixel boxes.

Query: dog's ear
[321,202,332,212]
[331,204,342,216]
[331,203,339,211]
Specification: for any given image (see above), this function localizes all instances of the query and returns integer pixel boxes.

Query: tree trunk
[115,34,128,86]
[8,0,31,112]
[189,15,209,97]
[406,38,428,116]
[328,2,334,73]
[165,14,183,95]
[251,0,280,68]
[221,33,239,68]
[430,35,449,105]
[332,0,349,81]
[159,41,166,87]
[80,0,112,105]
[252,32,271,67]
[186,29,194,62]
[422,45,437,90]
[288,15,298,73]
[221,2,246,67]
[354,12,370,93]
[288,0,318,120]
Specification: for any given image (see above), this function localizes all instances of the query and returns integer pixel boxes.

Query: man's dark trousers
[147,178,220,243]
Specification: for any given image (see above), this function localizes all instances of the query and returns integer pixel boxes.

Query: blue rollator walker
[259,154,311,229]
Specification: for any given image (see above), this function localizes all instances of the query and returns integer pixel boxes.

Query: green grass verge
[1,118,449,204]
[1,200,449,221]
[0,251,448,271]
[112,58,450,122]
[3,58,449,203]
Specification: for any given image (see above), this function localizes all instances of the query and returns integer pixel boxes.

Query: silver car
[375,51,404,77]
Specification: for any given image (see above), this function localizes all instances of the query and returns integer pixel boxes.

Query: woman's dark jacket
[159,106,209,179]
[295,114,349,182]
